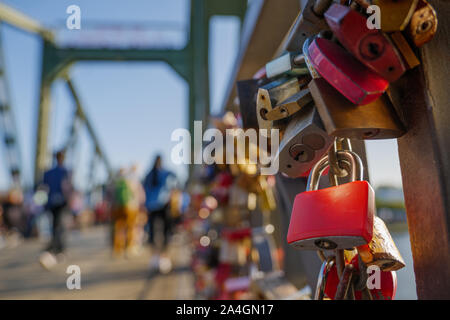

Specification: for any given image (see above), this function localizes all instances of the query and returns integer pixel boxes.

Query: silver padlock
[274,104,333,178]
[265,52,309,79]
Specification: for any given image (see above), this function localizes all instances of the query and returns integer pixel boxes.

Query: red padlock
[308,37,389,105]
[317,255,397,300]
[287,150,375,250]
[324,4,406,82]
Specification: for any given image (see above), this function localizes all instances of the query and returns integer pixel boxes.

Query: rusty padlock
[324,4,406,82]
[308,37,389,105]
[309,77,405,139]
[287,150,375,250]
[357,216,405,271]
[265,52,309,79]
[371,0,419,32]
[256,77,300,131]
[275,104,333,178]
[406,0,438,48]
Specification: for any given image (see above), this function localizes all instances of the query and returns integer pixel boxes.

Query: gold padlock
[309,77,405,140]
[256,77,299,131]
[406,0,438,48]
[263,89,313,122]
[258,176,276,212]
[371,0,419,32]
[389,32,420,69]
[357,216,405,271]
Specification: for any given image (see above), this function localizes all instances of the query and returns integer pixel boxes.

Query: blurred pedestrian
[111,166,145,258]
[39,151,73,268]
[143,155,177,272]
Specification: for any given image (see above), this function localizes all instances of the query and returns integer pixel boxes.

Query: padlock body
[357,217,405,271]
[256,77,299,131]
[308,38,388,105]
[325,4,406,82]
[287,181,375,250]
[407,0,438,47]
[372,0,419,32]
[275,105,333,178]
[309,78,405,139]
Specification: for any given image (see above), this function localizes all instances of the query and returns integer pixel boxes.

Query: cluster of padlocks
[186,111,310,299]
[187,0,437,300]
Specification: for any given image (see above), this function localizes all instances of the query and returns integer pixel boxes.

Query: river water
[391,230,417,299]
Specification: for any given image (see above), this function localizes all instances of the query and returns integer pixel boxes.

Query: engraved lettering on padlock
[407,0,438,47]
[287,150,375,250]
[275,105,332,178]
[371,0,419,32]
[256,78,299,132]
[324,4,406,82]
[309,77,405,139]
[308,38,388,105]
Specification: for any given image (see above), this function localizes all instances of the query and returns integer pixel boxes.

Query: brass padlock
[237,78,269,130]
[265,52,309,79]
[258,176,276,212]
[275,104,333,178]
[389,32,420,70]
[406,0,438,48]
[282,0,333,52]
[309,77,405,140]
[357,216,405,271]
[371,0,419,32]
[263,89,313,122]
[256,77,300,131]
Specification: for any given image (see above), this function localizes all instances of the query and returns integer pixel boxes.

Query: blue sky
[0,0,403,191]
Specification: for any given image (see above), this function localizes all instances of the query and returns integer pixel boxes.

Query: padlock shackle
[307,150,363,191]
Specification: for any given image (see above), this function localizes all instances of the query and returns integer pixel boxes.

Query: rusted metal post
[395,0,450,300]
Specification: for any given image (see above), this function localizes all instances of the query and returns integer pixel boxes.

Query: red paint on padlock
[287,150,375,250]
[324,4,406,82]
[308,38,389,105]
[323,255,397,300]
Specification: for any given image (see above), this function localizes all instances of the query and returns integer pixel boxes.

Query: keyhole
[295,150,305,161]
[260,108,268,120]
[368,42,380,57]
